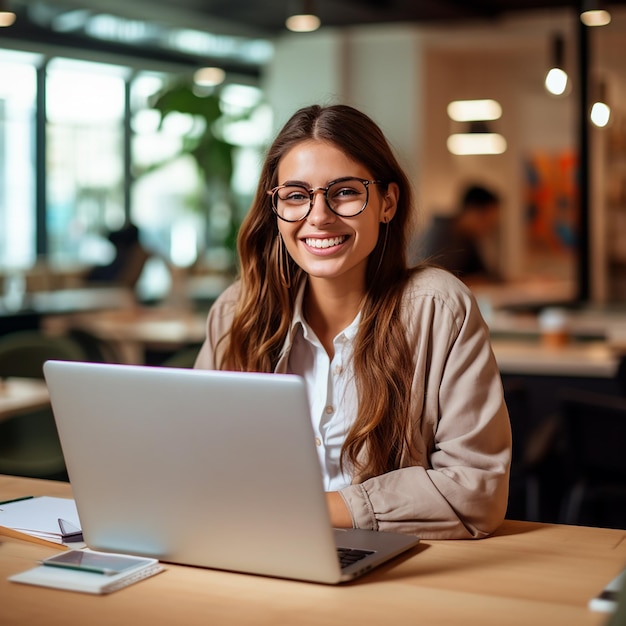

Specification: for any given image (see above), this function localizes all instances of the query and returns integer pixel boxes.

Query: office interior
[0,1,625,530]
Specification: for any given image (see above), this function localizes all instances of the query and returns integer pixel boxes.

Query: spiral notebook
[10,549,163,594]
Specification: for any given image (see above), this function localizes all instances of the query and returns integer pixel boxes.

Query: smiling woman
[271,140,397,300]
[194,103,512,540]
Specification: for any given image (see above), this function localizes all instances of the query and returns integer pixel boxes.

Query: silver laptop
[43,360,419,584]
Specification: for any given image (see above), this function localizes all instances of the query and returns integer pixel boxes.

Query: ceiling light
[0,0,16,27]
[447,133,507,156]
[580,0,611,26]
[447,122,507,155]
[447,99,502,122]
[286,0,321,32]
[285,13,320,32]
[544,34,569,96]
[193,67,225,87]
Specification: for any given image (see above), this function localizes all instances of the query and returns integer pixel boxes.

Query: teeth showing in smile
[305,236,347,249]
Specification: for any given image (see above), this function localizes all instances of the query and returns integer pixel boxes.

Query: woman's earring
[374,222,390,276]
[278,235,292,289]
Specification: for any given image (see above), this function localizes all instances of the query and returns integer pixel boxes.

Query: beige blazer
[195,267,512,539]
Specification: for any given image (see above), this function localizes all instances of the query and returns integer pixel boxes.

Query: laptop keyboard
[337,547,374,569]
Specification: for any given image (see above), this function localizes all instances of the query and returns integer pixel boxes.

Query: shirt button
[333,365,343,375]
[315,437,322,446]
[324,405,334,415]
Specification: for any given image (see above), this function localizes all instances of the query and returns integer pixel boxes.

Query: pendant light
[544,34,570,96]
[580,0,611,27]
[0,0,16,27]
[193,67,226,88]
[590,80,611,128]
[286,0,321,33]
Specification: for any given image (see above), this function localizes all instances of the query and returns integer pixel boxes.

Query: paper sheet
[0,496,83,545]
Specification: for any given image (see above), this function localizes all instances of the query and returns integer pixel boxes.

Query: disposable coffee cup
[538,307,569,347]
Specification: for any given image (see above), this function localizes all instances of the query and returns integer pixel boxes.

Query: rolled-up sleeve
[340,269,511,539]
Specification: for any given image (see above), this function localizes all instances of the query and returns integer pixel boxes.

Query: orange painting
[524,150,579,256]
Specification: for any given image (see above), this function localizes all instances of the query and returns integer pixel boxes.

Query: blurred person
[85,222,150,289]
[408,184,502,285]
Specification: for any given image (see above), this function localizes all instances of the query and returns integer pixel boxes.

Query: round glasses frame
[267,177,382,222]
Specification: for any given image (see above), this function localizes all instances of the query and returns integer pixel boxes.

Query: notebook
[10,549,163,594]
[43,360,420,584]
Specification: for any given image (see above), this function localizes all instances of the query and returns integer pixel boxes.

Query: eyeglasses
[267,177,382,222]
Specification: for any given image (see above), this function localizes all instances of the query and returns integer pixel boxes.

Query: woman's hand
[326,491,352,528]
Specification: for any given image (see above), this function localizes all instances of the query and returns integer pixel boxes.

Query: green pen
[0,495,35,506]
[41,561,116,576]
[39,550,150,576]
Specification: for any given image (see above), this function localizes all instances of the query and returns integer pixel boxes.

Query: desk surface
[1,475,624,626]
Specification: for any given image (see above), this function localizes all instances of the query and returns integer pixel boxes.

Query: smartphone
[589,569,624,612]
[41,550,157,576]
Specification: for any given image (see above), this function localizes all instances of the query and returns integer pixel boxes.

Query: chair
[503,378,560,522]
[558,388,626,529]
[0,331,87,480]
[616,354,626,397]
[66,328,123,363]
[159,344,201,369]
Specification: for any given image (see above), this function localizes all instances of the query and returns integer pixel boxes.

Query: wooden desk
[0,379,50,423]
[1,475,624,626]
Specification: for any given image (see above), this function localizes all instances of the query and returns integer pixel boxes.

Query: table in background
[1,475,624,626]
[490,311,625,429]
[471,278,576,311]
[0,379,50,423]
[43,307,207,364]
[489,318,626,525]
[1,287,137,338]
[1,287,136,318]
[492,339,620,378]
[488,306,626,350]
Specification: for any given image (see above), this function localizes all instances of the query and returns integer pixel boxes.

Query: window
[0,50,39,269]
[131,71,203,270]
[46,57,128,266]
[0,51,270,300]
[131,77,271,273]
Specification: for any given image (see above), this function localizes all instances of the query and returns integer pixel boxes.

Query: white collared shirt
[286,284,359,491]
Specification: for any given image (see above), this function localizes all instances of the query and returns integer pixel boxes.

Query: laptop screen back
[44,361,343,582]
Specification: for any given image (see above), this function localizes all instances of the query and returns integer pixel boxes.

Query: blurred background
[0,1,625,528]
[0,0,625,301]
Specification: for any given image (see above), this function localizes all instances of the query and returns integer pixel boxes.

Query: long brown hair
[221,104,416,481]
